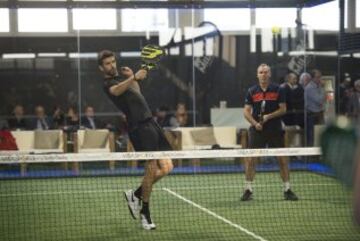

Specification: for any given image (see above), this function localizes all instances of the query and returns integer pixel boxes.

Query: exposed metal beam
[301,0,333,7]
[0,0,335,9]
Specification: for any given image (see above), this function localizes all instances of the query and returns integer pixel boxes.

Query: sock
[284,182,291,192]
[141,201,149,214]
[244,181,253,192]
[134,186,142,199]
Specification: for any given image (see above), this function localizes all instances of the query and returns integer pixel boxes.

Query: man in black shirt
[281,73,305,128]
[241,64,298,201]
[99,50,173,230]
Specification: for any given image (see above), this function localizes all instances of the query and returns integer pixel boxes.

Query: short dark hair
[98,50,115,66]
[310,69,321,78]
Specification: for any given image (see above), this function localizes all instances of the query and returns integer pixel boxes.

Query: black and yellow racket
[140,44,165,71]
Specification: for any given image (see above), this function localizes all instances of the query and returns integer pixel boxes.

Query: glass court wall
[1,1,360,241]
[0,0,351,131]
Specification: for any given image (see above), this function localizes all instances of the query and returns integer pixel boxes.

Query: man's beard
[107,68,118,77]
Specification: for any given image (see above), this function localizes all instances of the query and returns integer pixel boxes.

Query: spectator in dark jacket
[281,73,305,128]
[81,106,102,129]
[29,105,53,130]
[7,104,28,130]
[154,106,179,128]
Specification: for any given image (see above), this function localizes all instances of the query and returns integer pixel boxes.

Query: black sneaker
[284,189,299,201]
[241,189,253,201]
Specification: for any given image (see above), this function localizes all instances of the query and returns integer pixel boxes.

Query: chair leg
[72,162,79,174]
[20,163,27,177]
[109,161,115,171]
[191,158,200,167]
[177,159,183,167]
[130,160,138,169]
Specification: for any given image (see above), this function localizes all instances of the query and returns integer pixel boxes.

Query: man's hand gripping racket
[140,44,165,71]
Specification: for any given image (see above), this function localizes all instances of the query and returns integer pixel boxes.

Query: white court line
[0,183,338,198]
[163,188,268,241]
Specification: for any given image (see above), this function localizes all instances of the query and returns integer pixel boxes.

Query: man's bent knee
[158,159,173,174]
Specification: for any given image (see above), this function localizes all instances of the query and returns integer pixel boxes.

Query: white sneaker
[124,190,141,220]
[140,213,156,230]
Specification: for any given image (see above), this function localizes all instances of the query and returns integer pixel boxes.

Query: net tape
[0,147,321,164]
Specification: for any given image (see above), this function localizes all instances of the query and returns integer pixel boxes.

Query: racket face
[141,45,165,65]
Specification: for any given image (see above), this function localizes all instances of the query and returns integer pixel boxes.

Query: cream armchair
[10,130,65,175]
[73,129,115,171]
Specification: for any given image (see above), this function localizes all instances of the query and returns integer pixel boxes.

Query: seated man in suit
[30,105,53,130]
[8,104,28,130]
[81,106,101,129]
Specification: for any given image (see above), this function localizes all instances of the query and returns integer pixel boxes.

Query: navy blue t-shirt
[103,75,152,129]
[245,83,285,131]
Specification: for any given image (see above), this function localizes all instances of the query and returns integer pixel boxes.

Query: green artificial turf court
[1,172,360,241]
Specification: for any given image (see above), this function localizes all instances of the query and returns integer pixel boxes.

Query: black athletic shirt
[245,82,285,131]
[103,75,152,129]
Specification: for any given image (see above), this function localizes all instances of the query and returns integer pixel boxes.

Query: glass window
[73,0,113,1]
[0,8,9,32]
[204,8,250,31]
[256,8,297,28]
[357,0,360,28]
[121,9,168,32]
[17,0,66,1]
[302,0,339,31]
[18,8,68,32]
[73,9,117,30]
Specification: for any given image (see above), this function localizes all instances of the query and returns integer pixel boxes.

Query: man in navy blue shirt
[241,63,298,201]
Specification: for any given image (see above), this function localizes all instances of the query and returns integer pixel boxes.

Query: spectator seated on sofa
[8,104,28,130]
[28,105,54,130]
[81,106,103,129]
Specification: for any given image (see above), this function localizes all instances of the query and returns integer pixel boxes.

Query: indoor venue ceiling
[0,0,335,9]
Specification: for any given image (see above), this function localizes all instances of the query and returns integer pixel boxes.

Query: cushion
[34,130,60,149]
[190,128,218,146]
[82,130,109,149]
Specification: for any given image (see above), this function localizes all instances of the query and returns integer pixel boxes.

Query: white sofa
[173,126,241,150]
[74,129,115,171]
[9,130,65,176]
[75,129,113,153]
[11,130,64,153]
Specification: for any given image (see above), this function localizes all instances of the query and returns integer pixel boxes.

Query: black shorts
[248,128,284,149]
[129,119,172,152]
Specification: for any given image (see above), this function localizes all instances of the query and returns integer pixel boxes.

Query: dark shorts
[248,128,285,149]
[129,119,172,152]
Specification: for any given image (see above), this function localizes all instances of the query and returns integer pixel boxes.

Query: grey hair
[299,72,311,86]
[257,63,271,73]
